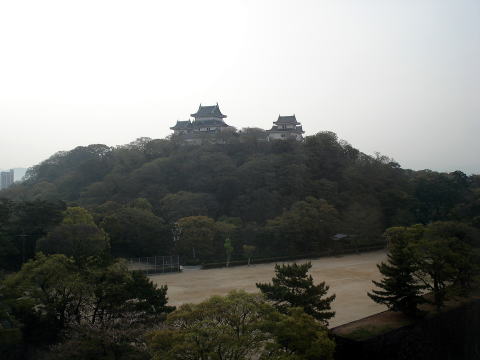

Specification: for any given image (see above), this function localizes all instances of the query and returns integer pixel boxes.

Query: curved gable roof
[191,103,227,118]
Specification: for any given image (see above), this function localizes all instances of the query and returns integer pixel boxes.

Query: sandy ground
[150,250,388,328]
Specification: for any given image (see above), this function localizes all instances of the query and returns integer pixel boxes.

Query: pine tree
[256,262,335,325]
[368,227,426,316]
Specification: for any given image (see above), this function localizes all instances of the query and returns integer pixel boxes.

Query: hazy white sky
[1,0,479,174]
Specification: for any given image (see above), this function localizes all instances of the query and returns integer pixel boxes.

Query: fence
[201,243,386,269]
[127,255,180,275]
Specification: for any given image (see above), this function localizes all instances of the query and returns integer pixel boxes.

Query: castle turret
[266,114,304,141]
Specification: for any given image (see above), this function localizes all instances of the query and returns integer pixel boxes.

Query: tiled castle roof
[273,115,300,125]
[191,103,227,119]
[170,120,193,130]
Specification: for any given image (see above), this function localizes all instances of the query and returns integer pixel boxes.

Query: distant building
[170,103,234,144]
[266,115,305,141]
[0,169,14,190]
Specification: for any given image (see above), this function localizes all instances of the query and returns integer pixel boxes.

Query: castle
[266,115,304,141]
[170,103,304,142]
[170,104,233,137]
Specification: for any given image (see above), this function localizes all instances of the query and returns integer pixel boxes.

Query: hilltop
[1,131,478,261]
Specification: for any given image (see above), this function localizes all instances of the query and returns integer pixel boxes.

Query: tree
[0,272,23,360]
[5,131,480,269]
[224,238,233,267]
[83,259,175,328]
[368,226,426,316]
[101,207,172,258]
[148,290,336,360]
[131,197,154,212]
[37,224,109,262]
[37,207,109,262]
[3,254,86,345]
[256,262,335,325]
[0,199,65,270]
[266,197,340,254]
[159,191,219,222]
[243,245,256,266]
[61,207,96,225]
[2,254,174,356]
[409,222,479,309]
[410,237,456,310]
[176,216,217,262]
[147,290,274,360]
[342,202,384,248]
[261,308,335,360]
[413,171,467,223]
[305,131,357,181]
[422,221,480,293]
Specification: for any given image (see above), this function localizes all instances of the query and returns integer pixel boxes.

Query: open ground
[150,250,388,327]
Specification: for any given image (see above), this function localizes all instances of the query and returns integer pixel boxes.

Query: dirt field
[150,250,388,328]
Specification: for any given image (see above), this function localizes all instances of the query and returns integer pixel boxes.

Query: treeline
[1,131,479,265]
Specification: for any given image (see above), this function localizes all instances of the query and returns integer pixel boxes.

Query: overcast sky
[1,0,479,174]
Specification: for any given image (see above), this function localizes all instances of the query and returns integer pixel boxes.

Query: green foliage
[176,216,217,261]
[148,290,273,360]
[342,203,384,246]
[224,237,233,267]
[266,197,340,254]
[257,262,335,325]
[131,197,154,212]
[2,134,479,263]
[45,329,150,360]
[368,226,426,316]
[370,222,480,312]
[1,253,174,356]
[0,199,66,270]
[408,221,480,309]
[36,207,109,262]
[410,237,456,309]
[0,273,23,360]
[243,244,256,266]
[37,227,108,262]
[61,207,96,225]
[100,207,172,258]
[147,290,335,360]
[261,307,335,360]
[159,191,218,221]
[3,253,85,344]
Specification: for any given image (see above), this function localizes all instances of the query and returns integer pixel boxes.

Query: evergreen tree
[368,226,426,316]
[256,262,335,325]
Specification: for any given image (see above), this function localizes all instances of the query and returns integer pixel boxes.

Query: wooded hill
[2,131,479,263]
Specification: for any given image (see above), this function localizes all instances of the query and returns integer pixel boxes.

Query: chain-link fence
[127,255,180,275]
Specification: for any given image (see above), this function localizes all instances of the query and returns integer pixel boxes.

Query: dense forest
[1,131,479,267]
[1,131,479,359]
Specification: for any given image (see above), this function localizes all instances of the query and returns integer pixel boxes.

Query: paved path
[150,250,388,327]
